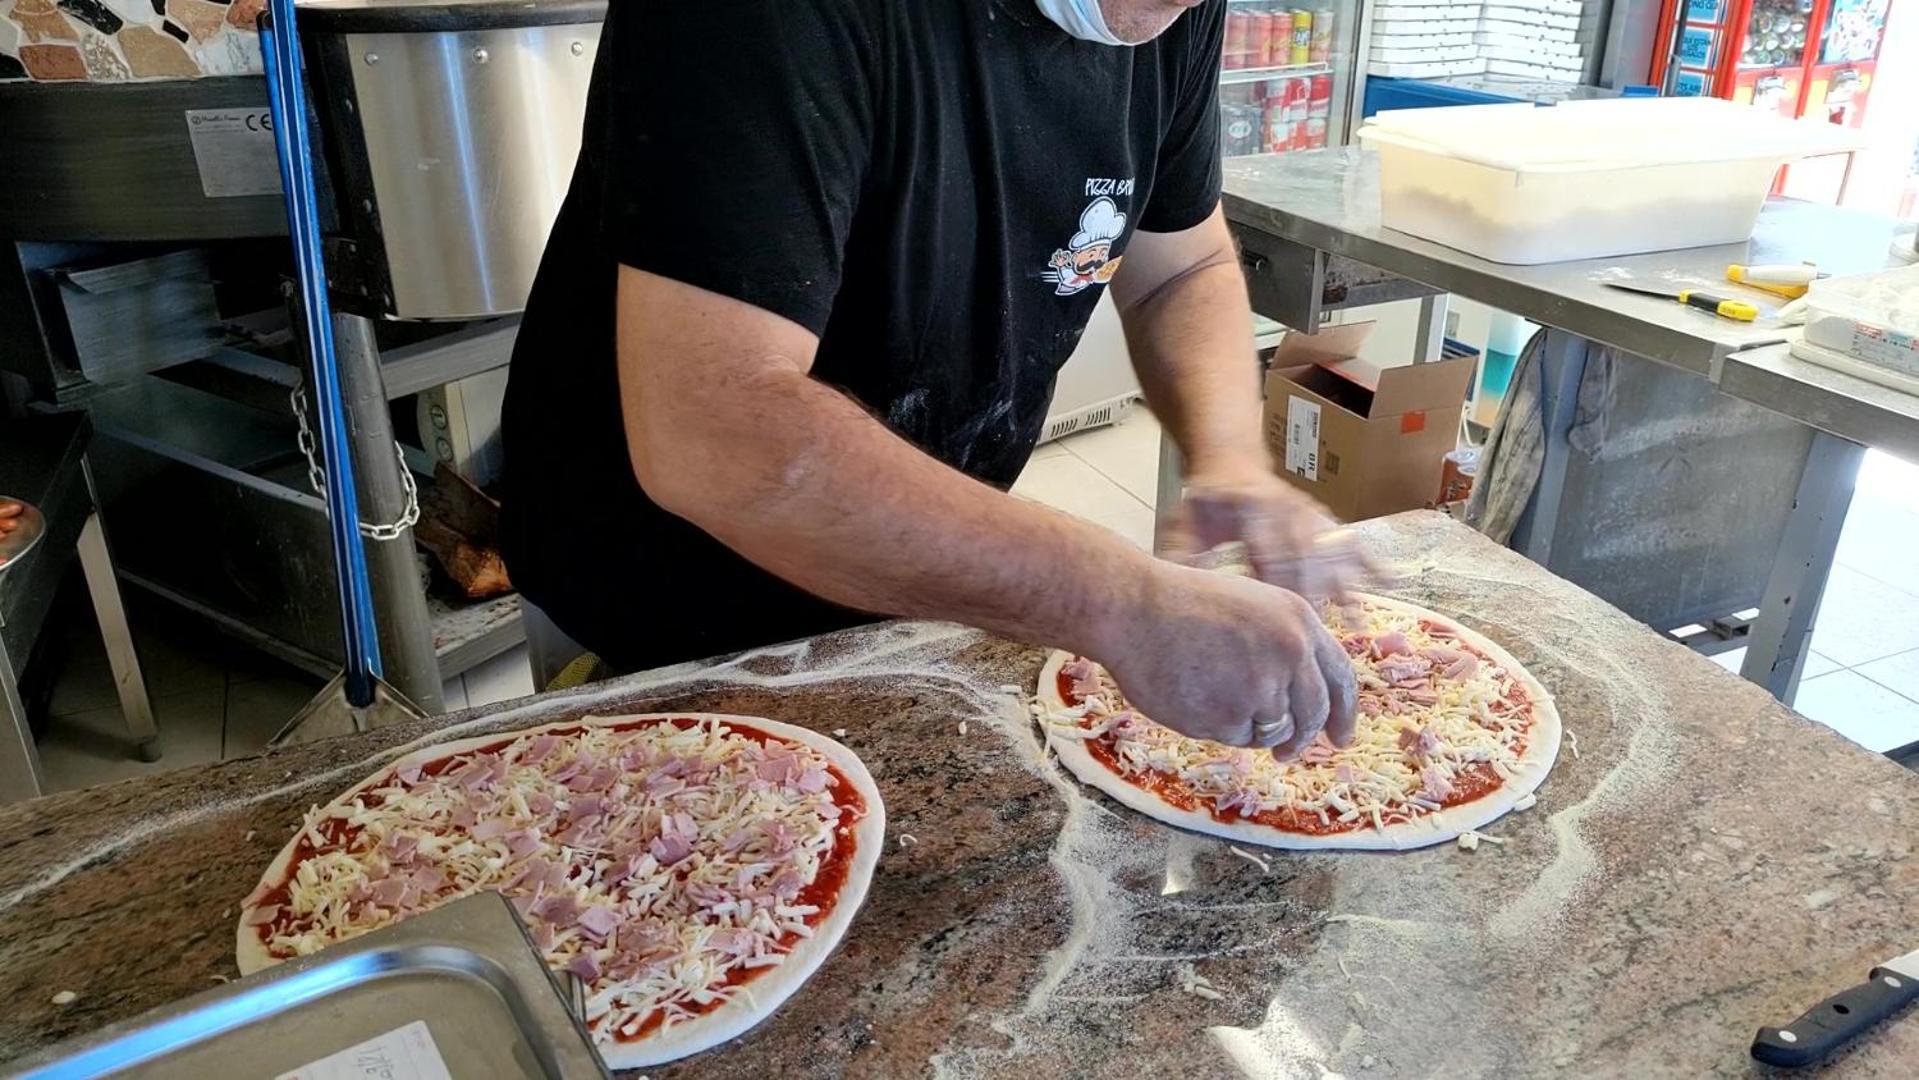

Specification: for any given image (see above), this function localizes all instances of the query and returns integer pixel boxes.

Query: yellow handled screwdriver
[1603,282,1760,322]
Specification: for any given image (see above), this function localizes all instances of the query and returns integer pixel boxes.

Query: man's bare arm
[617,265,1354,753]
[1108,206,1268,477]
[618,266,1153,663]
[1111,207,1369,605]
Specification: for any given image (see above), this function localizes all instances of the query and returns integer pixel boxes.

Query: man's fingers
[1249,702,1294,749]
[1269,657,1330,762]
[1314,629,1359,747]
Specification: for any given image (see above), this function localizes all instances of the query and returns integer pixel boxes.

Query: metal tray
[5,893,608,1079]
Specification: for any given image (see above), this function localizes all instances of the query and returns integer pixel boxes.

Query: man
[502,0,1363,758]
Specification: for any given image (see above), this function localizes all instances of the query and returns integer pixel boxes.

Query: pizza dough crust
[237,713,886,1070]
[1037,594,1560,852]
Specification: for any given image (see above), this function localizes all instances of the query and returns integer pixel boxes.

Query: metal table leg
[1740,430,1865,702]
[75,511,159,761]
[0,635,46,801]
[330,313,445,714]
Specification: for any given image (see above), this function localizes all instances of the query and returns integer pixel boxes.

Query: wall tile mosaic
[1,0,263,81]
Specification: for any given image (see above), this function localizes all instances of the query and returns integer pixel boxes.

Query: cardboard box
[1263,324,1475,522]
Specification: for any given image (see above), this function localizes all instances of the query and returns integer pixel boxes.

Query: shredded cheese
[1036,602,1537,836]
[248,716,860,1047]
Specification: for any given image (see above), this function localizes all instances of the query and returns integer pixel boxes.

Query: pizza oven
[299,0,608,320]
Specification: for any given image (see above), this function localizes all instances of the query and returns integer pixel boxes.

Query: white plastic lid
[1359,97,1869,173]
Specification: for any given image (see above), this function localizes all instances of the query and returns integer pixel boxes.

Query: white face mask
[1034,0,1129,45]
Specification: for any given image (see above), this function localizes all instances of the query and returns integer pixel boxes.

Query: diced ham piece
[649,833,693,866]
[243,904,280,926]
[1419,647,1466,665]
[501,857,549,893]
[531,894,580,926]
[1419,766,1455,802]
[756,751,802,787]
[370,877,411,908]
[641,773,685,798]
[527,791,555,816]
[530,921,556,951]
[769,868,804,900]
[470,818,511,842]
[510,893,539,918]
[1341,634,1373,657]
[384,832,418,864]
[560,822,604,849]
[1061,657,1101,701]
[796,765,830,793]
[450,805,478,830]
[1373,631,1413,658]
[708,928,757,957]
[567,951,602,981]
[395,763,423,785]
[522,734,560,764]
[1334,763,1361,784]
[506,829,545,860]
[577,905,622,940]
[1299,734,1338,765]
[760,819,797,854]
[1444,655,1479,681]
[1416,729,1443,757]
[617,746,652,772]
[720,827,755,854]
[570,794,605,820]
[1403,688,1441,706]
[686,882,731,910]
[1397,727,1421,752]
[1377,657,1432,685]
[548,761,585,784]
[568,766,618,793]
[410,867,447,895]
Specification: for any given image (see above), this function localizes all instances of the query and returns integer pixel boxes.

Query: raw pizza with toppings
[1035,595,1559,851]
[236,713,884,1069]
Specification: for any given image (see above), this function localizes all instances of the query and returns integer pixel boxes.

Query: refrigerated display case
[1650,0,1893,124]
[1218,0,1371,159]
[1650,0,1890,200]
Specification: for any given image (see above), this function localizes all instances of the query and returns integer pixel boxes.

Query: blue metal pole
[259,1,383,706]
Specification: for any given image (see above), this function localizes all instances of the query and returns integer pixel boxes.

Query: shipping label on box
[1262,325,1474,523]
[1284,397,1322,481]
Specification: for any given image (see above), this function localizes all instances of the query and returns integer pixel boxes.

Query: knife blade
[1602,282,1760,322]
[1751,948,1919,1068]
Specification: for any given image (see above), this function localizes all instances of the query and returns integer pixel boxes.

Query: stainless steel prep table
[1206,148,1919,731]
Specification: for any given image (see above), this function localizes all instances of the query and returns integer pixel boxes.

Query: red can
[1224,12,1249,69]
[1242,12,1268,67]
[1308,74,1333,118]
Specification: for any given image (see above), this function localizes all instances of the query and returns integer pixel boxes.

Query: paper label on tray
[1851,326,1919,377]
[1285,397,1321,481]
[277,1020,453,1080]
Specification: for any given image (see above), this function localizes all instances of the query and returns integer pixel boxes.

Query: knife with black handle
[1751,949,1919,1068]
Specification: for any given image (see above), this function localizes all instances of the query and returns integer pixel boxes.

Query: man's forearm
[635,362,1160,659]
[1118,246,1269,477]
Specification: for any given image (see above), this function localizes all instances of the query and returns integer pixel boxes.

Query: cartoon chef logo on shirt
[1043,196,1128,296]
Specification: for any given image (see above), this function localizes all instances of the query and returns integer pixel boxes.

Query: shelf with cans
[1220,3,1344,158]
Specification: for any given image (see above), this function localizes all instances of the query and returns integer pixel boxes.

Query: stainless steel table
[1207,148,1919,742]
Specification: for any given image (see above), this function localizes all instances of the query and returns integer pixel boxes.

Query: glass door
[1218,0,1366,158]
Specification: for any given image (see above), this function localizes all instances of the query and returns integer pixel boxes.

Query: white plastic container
[1790,264,1919,394]
[1357,98,1868,264]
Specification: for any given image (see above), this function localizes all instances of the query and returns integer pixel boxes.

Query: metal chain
[289,375,421,542]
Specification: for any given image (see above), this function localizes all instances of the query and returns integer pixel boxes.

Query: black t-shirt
[502,0,1225,672]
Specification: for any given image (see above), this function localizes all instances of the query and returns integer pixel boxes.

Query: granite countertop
[2,512,1916,1077]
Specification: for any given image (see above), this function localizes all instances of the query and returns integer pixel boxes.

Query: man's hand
[1096,563,1358,761]
[1163,458,1371,602]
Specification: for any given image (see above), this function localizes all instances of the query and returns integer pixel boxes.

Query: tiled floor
[29,412,1919,793]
